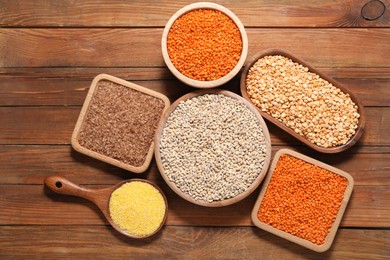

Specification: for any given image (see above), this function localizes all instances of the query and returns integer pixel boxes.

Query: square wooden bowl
[251,149,354,252]
[71,74,170,173]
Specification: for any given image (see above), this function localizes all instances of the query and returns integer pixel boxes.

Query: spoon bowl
[44,175,168,239]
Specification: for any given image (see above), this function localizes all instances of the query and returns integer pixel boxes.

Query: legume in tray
[159,94,267,202]
[246,55,360,148]
[257,154,348,245]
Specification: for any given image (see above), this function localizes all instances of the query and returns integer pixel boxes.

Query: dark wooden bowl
[154,89,272,207]
[240,48,365,153]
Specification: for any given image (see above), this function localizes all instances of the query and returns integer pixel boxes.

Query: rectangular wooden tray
[240,48,365,153]
[251,148,354,252]
[71,74,170,173]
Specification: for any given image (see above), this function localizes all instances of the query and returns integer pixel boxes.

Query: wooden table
[1,0,389,258]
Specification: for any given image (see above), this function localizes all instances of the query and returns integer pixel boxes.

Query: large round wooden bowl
[240,48,365,154]
[154,89,272,207]
[161,2,248,88]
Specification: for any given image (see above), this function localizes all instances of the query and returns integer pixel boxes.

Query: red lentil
[258,154,348,245]
[167,9,242,81]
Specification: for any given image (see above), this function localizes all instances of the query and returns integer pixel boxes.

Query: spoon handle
[44,175,110,207]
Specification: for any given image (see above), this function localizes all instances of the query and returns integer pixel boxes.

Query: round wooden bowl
[161,2,248,88]
[45,176,168,239]
[240,48,366,154]
[107,179,168,239]
[154,89,272,207]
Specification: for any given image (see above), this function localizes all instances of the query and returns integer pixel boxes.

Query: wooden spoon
[44,175,168,239]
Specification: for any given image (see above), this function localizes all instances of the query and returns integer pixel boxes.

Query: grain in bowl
[241,49,365,153]
[155,90,271,207]
[72,74,170,173]
[109,181,167,238]
[162,2,248,88]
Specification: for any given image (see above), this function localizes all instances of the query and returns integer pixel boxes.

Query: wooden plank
[0,184,388,227]
[0,79,192,106]
[0,76,389,107]
[1,0,389,28]
[2,67,390,80]
[0,226,388,259]
[0,107,77,145]
[0,107,388,146]
[339,78,390,107]
[0,145,389,186]
[1,28,390,68]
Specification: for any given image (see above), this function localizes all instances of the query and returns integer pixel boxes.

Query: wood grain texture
[1,28,390,67]
[0,227,388,259]
[2,67,390,79]
[0,107,388,145]
[1,145,389,186]
[0,184,388,227]
[1,0,389,257]
[1,0,389,28]
[0,67,174,80]
[1,74,389,106]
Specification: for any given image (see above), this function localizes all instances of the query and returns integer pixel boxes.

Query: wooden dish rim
[240,48,366,153]
[251,148,354,252]
[71,74,171,173]
[154,89,272,207]
[161,2,248,88]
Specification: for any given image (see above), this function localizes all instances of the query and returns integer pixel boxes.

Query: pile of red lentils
[257,154,348,245]
[167,9,242,81]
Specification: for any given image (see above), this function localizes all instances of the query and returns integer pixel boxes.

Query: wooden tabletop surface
[0,0,389,259]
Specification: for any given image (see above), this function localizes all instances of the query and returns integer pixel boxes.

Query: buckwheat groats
[74,77,168,172]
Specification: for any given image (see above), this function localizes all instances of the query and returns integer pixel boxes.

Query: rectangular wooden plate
[240,48,365,153]
[71,74,170,173]
[251,148,354,252]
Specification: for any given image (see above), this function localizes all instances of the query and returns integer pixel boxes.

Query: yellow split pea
[109,181,166,237]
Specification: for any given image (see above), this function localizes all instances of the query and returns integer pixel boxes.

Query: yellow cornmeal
[109,181,166,237]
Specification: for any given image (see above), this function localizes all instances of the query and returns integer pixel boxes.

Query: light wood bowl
[161,2,248,88]
[71,74,170,173]
[45,175,168,239]
[251,149,354,252]
[240,48,365,153]
[154,89,272,207]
